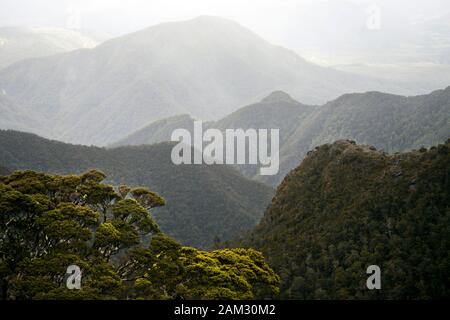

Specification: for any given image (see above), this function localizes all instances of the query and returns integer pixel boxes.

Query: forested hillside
[1,2,448,303]
[0,130,274,248]
[238,139,450,299]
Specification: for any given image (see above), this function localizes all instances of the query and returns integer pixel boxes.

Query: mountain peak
[261,91,296,103]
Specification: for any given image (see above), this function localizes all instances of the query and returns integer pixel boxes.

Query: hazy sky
[1,0,450,64]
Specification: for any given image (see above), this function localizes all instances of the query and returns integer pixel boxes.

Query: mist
[1,0,449,63]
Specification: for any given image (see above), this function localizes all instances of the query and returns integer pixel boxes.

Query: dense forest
[0,169,279,299]
[0,6,449,303]
[0,130,274,248]
[237,139,450,299]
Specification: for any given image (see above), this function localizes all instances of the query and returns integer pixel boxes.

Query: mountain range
[110,90,313,149]
[0,129,274,248]
[110,87,450,187]
[263,85,450,186]
[0,13,449,301]
[0,16,415,146]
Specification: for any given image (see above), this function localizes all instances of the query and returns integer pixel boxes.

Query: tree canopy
[0,169,279,300]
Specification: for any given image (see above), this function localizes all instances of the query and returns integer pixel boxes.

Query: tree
[0,170,163,299]
[123,235,280,300]
[0,170,279,300]
[130,187,165,210]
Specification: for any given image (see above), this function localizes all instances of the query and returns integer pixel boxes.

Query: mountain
[260,86,450,186]
[110,91,313,148]
[213,91,315,178]
[237,139,450,299]
[214,91,313,146]
[110,91,315,178]
[109,114,197,148]
[0,94,43,134]
[0,26,102,69]
[0,16,408,146]
[0,129,274,248]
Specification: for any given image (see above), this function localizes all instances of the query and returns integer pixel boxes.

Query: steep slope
[0,130,274,248]
[0,26,101,69]
[0,16,402,146]
[259,86,450,186]
[239,140,450,299]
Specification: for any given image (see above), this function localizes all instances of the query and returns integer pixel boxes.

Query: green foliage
[0,170,278,300]
[130,188,165,209]
[124,235,279,300]
[112,199,160,234]
[240,139,450,299]
[179,247,280,299]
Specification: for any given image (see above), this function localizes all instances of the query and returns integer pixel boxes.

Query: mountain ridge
[110,86,450,187]
[267,85,450,186]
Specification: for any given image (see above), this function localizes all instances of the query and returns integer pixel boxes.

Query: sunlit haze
[1,0,450,65]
